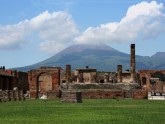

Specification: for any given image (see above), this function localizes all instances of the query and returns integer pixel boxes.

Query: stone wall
[61,91,82,103]
[96,72,116,83]
[81,90,147,99]
[81,90,124,99]
[0,90,24,102]
[61,83,147,99]
[46,90,60,99]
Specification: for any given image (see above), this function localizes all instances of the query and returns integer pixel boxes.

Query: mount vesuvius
[14,44,165,72]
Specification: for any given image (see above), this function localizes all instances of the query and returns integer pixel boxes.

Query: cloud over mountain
[0,1,165,54]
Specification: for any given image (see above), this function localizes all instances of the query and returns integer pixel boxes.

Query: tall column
[66,65,71,82]
[130,44,136,83]
[117,65,122,82]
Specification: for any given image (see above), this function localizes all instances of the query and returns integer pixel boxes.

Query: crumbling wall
[122,73,132,83]
[75,68,97,83]
[0,90,24,102]
[96,72,116,83]
[139,70,165,92]
[133,90,148,99]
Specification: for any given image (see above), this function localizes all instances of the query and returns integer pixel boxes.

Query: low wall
[133,90,148,99]
[82,90,124,99]
[47,91,60,99]
[61,90,148,100]
[30,90,60,99]
[66,83,139,90]
[0,90,24,102]
[61,91,82,103]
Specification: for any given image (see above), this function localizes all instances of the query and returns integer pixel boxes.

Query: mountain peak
[151,52,165,58]
[58,43,118,55]
[14,44,165,72]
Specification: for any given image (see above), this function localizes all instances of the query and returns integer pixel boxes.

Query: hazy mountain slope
[14,44,165,72]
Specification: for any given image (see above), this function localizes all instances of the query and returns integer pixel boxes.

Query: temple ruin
[1,44,165,102]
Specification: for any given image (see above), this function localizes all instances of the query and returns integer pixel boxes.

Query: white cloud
[0,21,29,49]
[75,1,165,44]
[29,11,79,54]
[0,1,165,54]
[0,11,79,53]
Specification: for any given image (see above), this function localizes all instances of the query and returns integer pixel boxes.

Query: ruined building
[1,43,164,102]
[28,66,61,99]
[26,44,165,101]
[0,67,28,101]
[62,44,139,84]
[27,44,147,100]
[139,70,165,93]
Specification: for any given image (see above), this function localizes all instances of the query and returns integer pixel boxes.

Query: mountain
[150,52,165,69]
[15,44,165,72]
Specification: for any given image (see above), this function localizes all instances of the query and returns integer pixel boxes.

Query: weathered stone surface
[0,90,25,102]
[133,90,148,99]
[63,83,139,91]
[82,90,124,99]
[61,91,82,103]
[46,91,60,99]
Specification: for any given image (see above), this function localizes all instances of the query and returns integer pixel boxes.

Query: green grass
[0,99,165,124]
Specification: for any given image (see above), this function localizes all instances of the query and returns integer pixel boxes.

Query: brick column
[130,44,136,83]
[66,65,71,82]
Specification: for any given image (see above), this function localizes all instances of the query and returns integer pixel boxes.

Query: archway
[36,73,52,99]
[142,77,146,85]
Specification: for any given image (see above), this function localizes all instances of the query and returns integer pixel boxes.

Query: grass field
[0,99,165,124]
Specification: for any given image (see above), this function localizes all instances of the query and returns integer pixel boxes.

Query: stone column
[117,65,122,82]
[130,44,136,83]
[66,65,71,82]
[146,78,151,91]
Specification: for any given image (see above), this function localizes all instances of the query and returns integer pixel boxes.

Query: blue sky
[0,0,165,69]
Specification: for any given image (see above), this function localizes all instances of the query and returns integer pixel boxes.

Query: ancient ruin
[28,66,61,99]
[0,67,28,101]
[1,44,165,102]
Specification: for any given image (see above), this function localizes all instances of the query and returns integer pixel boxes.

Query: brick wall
[81,90,124,99]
